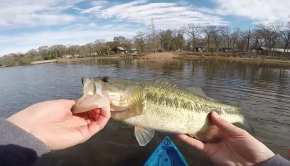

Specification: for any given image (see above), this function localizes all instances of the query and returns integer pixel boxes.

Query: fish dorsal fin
[134,126,155,146]
[151,78,177,89]
[187,87,217,102]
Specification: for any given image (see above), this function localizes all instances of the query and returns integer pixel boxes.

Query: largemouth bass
[72,76,251,146]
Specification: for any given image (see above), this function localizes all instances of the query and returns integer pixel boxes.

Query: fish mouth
[95,88,130,112]
[83,78,130,112]
[71,93,110,114]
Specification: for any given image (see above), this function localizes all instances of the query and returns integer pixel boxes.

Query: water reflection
[0,58,289,165]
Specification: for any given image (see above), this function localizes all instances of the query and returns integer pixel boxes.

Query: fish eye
[101,76,110,83]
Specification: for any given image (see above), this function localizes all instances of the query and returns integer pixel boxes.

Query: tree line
[0,19,289,67]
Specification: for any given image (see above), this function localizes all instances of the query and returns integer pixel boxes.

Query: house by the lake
[195,46,206,52]
[112,47,126,54]
[129,48,138,55]
[62,54,72,58]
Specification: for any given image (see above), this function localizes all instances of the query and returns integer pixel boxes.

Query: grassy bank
[174,52,290,65]
[56,52,290,66]
[2,52,290,68]
[57,56,120,63]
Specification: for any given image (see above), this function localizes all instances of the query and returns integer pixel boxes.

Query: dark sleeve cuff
[260,154,290,166]
[0,118,50,166]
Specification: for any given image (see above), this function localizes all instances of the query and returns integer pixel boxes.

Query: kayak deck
[143,136,189,166]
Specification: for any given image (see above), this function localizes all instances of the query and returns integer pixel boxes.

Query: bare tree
[246,27,251,52]
[146,18,160,52]
[280,16,290,56]
[49,45,67,59]
[250,29,264,49]
[150,18,156,40]
[85,43,95,57]
[237,30,249,52]
[113,36,126,46]
[219,26,232,50]
[202,26,211,52]
[182,23,202,51]
[210,26,222,52]
[94,39,107,52]
[230,28,240,52]
[134,31,147,52]
[256,23,281,54]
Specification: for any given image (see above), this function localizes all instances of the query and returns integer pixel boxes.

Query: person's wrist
[6,116,36,138]
[6,116,28,131]
[254,149,275,165]
[257,154,275,165]
[7,117,50,147]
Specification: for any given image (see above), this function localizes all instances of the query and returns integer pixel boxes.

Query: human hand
[6,99,111,150]
[178,112,275,166]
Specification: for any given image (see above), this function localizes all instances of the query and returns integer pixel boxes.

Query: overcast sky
[1,0,289,56]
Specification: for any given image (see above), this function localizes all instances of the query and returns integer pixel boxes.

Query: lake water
[0,58,290,166]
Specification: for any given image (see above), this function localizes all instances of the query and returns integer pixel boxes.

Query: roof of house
[117,47,125,50]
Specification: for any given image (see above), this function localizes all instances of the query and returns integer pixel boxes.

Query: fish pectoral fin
[187,87,218,102]
[124,85,146,102]
[134,126,155,146]
[124,86,147,115]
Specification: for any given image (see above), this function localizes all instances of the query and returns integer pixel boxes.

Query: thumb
[210,111,247,137]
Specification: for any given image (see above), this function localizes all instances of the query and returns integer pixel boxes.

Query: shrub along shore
[1,52,290,68]
[58,52,290,66]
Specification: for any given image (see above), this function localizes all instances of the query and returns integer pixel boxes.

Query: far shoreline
[1,53,290,68]
[58,53,290,66]
[57,56,120,62]
[175,54,290,66]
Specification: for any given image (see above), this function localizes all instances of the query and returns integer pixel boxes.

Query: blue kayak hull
[143,136,189,166]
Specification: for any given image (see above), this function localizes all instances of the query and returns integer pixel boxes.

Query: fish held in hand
[71,76,252,146]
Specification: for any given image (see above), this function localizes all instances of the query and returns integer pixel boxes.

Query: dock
[120,54,135,59]
[31,59,58,65]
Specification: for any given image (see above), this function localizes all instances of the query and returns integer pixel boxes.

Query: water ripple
[0,59,289,162]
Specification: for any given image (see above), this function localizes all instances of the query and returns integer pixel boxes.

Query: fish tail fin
[188,112,224,143]
[188,125,224,143]
[240,117,255,134]
[195,119,255,143]
[233,105,255,135]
